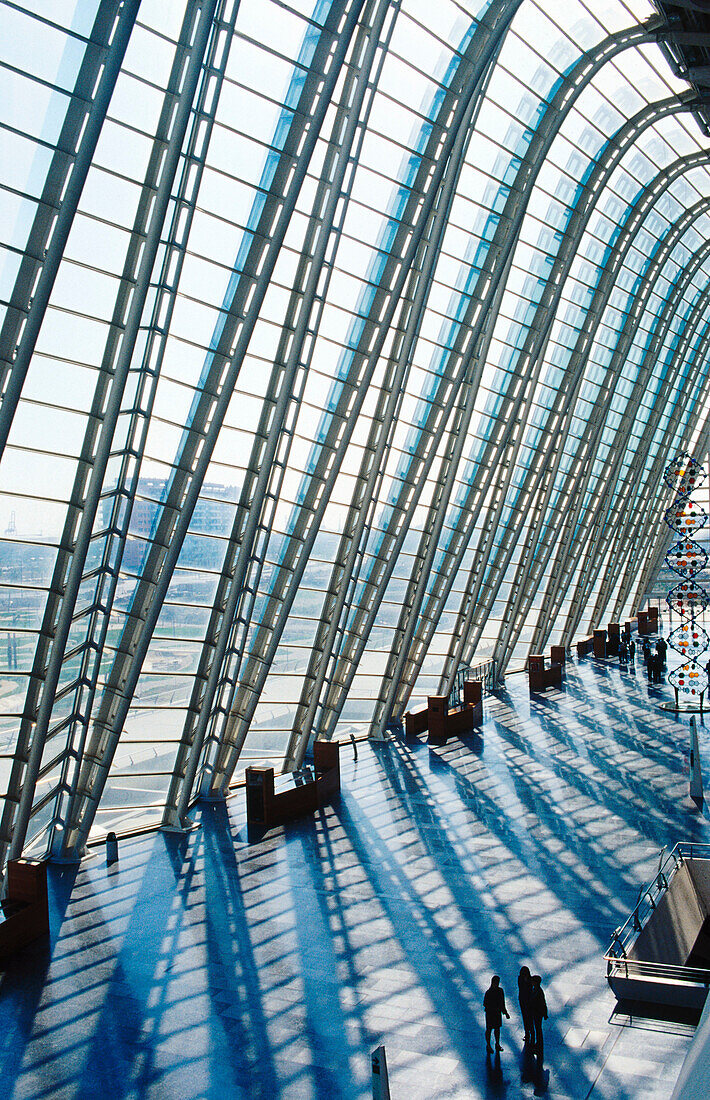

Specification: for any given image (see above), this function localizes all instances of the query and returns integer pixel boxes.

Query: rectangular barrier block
[405,709,428,736]
[427,695,448,743]
[0,859,49,961]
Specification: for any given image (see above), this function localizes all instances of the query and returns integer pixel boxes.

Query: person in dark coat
[642,639,651,669]
[484,974,510,1052]
[657,637,667,668]
[518,965,534,1045]
[629,638,636,662]
[530,974,548,1053]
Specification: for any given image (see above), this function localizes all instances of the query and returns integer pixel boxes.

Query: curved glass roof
[1,0,709,860]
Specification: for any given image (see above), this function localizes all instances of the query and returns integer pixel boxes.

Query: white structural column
[0,0,139,445]
[566,285,710,641]
[0,0,221,866]
[370,20,666,727]
[503,202,710,666]
[434,91,697,689]
[50,0,243,853]
[589,316,710,627]
[203,0,523,792]
[525,251,710,657]
[532,299,710,663]
[551,245,710,648]
[631,410,710,616]
[321,17,662,740]
[281,6,521,768]
[162,0,399,825]
[60,0,369,856]
[0,2,140,451]
[513,161,710,652]
[466,165,710,671]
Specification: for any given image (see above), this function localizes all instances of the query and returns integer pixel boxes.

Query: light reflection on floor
[0,654,707,1098]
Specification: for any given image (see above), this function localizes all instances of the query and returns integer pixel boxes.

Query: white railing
[605,843,710,988]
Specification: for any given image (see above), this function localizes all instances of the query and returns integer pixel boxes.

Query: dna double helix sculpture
[664,451,709,699]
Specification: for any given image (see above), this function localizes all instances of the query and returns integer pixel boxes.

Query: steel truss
[544,235,710,650]
[204,0,522,792]
[426,91,699,692]
[372,19,672,723]
[500,187,710,667]
[2,1,710,863]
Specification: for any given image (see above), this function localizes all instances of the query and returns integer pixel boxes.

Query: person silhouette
[530,974,548,1054]
[657,636,667,668]
[642,639,651,670]
[484,975,510,1053]
[518,965,534,1045]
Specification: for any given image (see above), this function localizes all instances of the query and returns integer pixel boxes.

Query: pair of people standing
[483,970,548,1054]
[642,638,666,683]
[518,967,547,1053]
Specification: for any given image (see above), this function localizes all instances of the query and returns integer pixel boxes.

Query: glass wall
[1,0,709,857]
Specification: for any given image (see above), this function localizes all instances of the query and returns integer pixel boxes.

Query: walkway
[0,655,707,1098]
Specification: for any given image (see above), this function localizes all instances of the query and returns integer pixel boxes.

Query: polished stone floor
[1,655,709,1099]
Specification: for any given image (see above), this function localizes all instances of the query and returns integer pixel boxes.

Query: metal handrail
[605,955,710,986]
[606,843,710,962]
[449,659,497,708]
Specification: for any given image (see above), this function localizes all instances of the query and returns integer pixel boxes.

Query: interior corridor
[0,655,706,1099]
